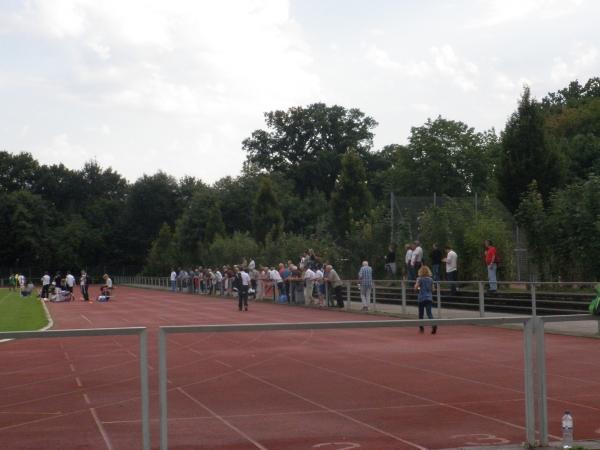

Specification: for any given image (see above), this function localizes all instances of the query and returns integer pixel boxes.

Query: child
[414,265,437,334]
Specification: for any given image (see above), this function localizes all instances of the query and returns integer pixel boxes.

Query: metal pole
[373,283,377,312]
[139,330,151,450]
[535,317,548,446]
[159,329,168,450]
[531,283,537,317]
[401,280,407,315]
[478,282,485,317]
[390,192,394,243]
[523,318,536,446]
[436,282,442,318]
[346,281,351,311]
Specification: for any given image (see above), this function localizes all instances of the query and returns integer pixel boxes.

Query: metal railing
[156,314,600,449]
[0,327,151,450]
[114,275,599,319]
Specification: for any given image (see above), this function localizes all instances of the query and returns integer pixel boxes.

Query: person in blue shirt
[415,265,437,334]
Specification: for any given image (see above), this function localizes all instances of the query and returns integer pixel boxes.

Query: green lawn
[0,288,48,332]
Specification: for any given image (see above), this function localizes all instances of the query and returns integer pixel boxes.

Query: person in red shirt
[484,240,497,293]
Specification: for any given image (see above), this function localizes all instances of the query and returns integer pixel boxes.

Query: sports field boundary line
[0,297,54,344]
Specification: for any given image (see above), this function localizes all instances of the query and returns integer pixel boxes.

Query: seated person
[101,274,113,294]
[49,283,73,302]
[97,285,112,302]
[20,283,34,297]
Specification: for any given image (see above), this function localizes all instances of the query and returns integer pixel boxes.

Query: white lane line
[69,364,76,373]
[80,314,93,325]
[177,387,270,450]
[90,408,115,450]
[83,394,91,405]
[285,355,562,439]
[239,370,427,450]
[75,377,83,387]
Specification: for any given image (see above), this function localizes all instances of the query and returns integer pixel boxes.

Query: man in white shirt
[65,271,75,293]
[444,246,458,295]
[170,269,177,292]
[411,240,423,275]
[303,266,316,305]
[239,269,251,311]
[41,272,51,300]
[404,244,413,281]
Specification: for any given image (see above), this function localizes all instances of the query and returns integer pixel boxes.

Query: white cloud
[551,42,599,82]
[1,0,319,182]
[471,0,586,27]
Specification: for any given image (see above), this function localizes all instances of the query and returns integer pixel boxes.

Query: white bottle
[562,411,573,449]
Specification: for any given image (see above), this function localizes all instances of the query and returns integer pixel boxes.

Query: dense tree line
[2,78,600,280]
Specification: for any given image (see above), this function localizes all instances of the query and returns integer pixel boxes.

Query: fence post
[478,282,485,317]
[372,283,377,312]
[401,280,407,315]
[523,318,536,447]
[436,282,442,318]
[535,317,548,446]
[530,283,537,317]
[346,281,351,311]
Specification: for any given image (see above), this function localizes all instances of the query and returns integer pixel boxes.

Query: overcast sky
[1,0,599,183]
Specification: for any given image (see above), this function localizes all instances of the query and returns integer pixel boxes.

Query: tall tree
[242,103,378,196]
[143,223,176,275]
[330,150,372,239]
[498,87,566,212]
[252,178,284,244]
[387,117,498,197]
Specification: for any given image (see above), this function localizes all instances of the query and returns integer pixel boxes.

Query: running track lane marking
[90,407,115,450]
[177,387,270,450]
[284,355,563,440]
[75,377,83,387]
[227,366,427,450]
[80,314,93,325]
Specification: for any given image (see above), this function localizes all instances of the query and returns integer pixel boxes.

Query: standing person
[18,273,26,289]
[430,243,443,282]
[65,271,75,293]
[444,246,458,296]
[484,240,498,293]
[101,274,113,294]
[53,271,62,288]
[8,274,16,291]
[405,244,414,281]
[411,240,423,277]
[303,266,316,305]
[170,269,177,292]
[80,270,90,302]
[385,243,397,279]
[415,265,437,334]
[238,268,251,311]
[358,260,373,312]
[325,264,344,308]
[315,265,325,307]
[41,272,51,300]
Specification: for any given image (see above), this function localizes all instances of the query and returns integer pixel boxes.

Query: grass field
[0,288,48,332]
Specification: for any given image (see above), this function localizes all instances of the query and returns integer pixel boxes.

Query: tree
[143,223,176,275]
[387,117,498,197]
[119,172,181,266]
[242,103,378,196]
[252,178,284,244]
[515,181,549,278]
[330,150,372,239]
[498,87,566,212]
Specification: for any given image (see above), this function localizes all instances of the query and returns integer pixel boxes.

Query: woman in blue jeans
[415,265,437,334]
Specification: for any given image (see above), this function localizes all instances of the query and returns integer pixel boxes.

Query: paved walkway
[364,300,600,338]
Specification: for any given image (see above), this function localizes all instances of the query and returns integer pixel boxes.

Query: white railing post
[401,280,407,315]
[523,318,536,447]
[478,282,485,317]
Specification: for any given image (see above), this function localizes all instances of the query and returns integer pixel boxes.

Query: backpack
[589,287,600,315]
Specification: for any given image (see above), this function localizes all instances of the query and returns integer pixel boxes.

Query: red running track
[1,286,599,450]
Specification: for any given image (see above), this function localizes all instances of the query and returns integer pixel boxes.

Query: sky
[1,0,599,183]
